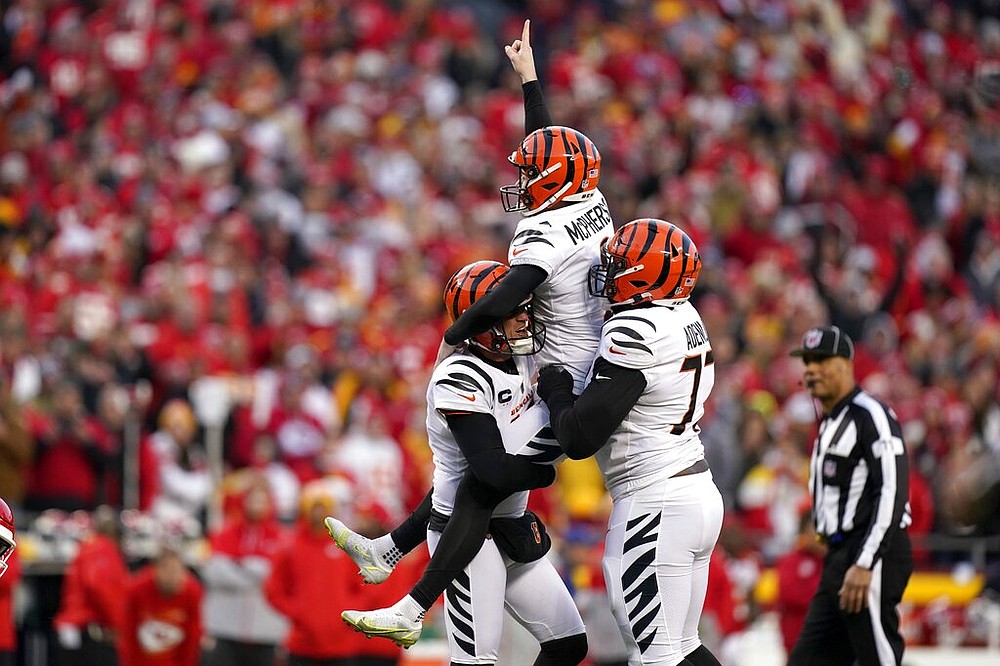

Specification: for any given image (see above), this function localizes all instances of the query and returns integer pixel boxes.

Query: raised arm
[443,264,546,345]
[505,19,553,133]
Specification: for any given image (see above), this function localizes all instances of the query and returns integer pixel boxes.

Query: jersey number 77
[671,350,714,435]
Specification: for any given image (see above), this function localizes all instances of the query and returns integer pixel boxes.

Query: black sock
[534,633,589,665]
[683,644,722,666]
[409,475,506,610]
[390,489,433,554]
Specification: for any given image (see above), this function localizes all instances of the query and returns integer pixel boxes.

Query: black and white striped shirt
[808,387,912,569]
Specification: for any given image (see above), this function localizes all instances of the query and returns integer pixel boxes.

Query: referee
[787,326,913,666]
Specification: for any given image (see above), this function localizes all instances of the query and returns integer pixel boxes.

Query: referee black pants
[787,531,912,666]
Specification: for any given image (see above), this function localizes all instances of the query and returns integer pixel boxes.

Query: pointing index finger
[522,19,531,47]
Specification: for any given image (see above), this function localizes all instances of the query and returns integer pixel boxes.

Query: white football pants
[427,529,586,665]
[603,471,724,666]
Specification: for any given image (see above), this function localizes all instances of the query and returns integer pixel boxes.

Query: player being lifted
[328,18,610,653]
[342,261,589,665]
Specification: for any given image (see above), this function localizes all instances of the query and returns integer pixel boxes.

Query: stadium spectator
[25,381,113,512]
[775,511,826,658]
[263,480,373,664]
[700,547,745,666]
[807,230,908,344]
[201,474,288,666]
[92,382,130,507]
[0,374,31,512]
[121,545,203,666]
[559,522,629,666]
[323,410,406,525]
[53,505,129,666]
[245,431,301,523]
[139,399,211,524]
[350,503,423,666]
[0,548,18,666]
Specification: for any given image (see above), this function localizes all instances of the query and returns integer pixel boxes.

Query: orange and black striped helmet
[588,219,702,306]
[443,261,545,356]
[500,126,602,215]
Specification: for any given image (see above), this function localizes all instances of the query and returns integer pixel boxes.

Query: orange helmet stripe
[605,219,701,304]
[504,126,602,214]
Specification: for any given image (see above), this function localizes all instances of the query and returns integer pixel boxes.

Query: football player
[340,261,588,665]
[537,219,724,666]
[326,17,604,649]
[329,15,607,583]
[443,19,612,393]
[0,499,14,579]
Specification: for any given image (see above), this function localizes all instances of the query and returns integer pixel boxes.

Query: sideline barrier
[753,569,986,606]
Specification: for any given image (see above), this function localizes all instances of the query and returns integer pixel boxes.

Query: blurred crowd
[2,0,1000,661]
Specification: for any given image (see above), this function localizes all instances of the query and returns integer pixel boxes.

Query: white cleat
[324,517,394,584]
[342,608,422,649]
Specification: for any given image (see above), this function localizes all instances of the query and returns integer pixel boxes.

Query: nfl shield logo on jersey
[823,459,837,479]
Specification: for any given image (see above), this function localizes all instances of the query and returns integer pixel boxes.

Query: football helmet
[0,498,15,578]
[500,126,602,216]
[589,218,702,306]
[444,260,545,357]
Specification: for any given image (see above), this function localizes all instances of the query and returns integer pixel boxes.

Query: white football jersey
[426,351,554,518]
[594,301,715,500]
[509,190,614,391]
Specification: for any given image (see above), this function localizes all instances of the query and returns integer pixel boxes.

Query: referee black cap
[790,325,855,360]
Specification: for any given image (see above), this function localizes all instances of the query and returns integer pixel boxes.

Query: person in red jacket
[0,498,14,580]
[701,547,742,654]
[264,480,369,665]
[202,473,289,666]
[121,545,203,666]
[25,381,114,512]
[0,550,18,666]
[351,503,420,666]
[0,497,15,666]
[775,512,826,658]
[53,505,130,665]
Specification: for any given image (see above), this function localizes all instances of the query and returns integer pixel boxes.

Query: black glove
[537,364,573,402]
[538,466,557,489]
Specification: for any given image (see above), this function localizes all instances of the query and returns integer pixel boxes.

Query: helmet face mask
[492,299,546,357]
[589,219,701,307]
[588,246,631,301]
[445,262,546,359]
[0,539,12,576]
[499,165,541,213]
[500,126,601,216]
